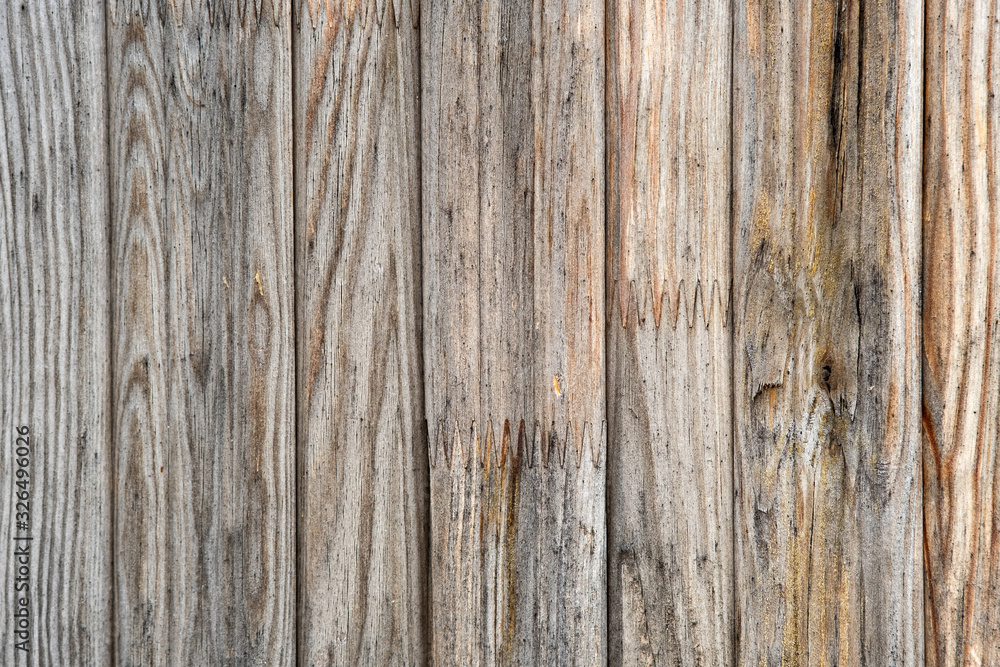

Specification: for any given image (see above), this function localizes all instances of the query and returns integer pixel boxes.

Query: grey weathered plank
[293,0,428,664]
[0,1,111,664]
[421,0,606,662]
[923,2,1000,664]
[108,1,294,664]
[732,0,923,664]
[606,0,733,663]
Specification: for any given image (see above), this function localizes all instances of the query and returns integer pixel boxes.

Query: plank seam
[429,419,607,470]
[609,278,731,329]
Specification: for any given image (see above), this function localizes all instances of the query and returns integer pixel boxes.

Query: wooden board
[923,1,1000,664]
[606,0,733,664]
[293,0,428,664]
[421,0,606,662]
[732,0,923,664]
[0,1,112,664]
[107,1,295,664]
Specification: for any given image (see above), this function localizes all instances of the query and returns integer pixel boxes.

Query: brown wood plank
[923,2,1000,665]
[293,0,428,664]
[0,1,112,664]
[732,0,923,664]
[421,0,606,662]
[606,0,733,663]
[108,1,294,663]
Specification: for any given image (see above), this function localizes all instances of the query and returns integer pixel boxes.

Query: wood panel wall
[4,0,1000,665]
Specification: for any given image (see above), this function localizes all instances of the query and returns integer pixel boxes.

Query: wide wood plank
[923,2,1000,665]
[293,0,428,664]
[606,0,733,663]
[108,1,294,663]
[0,1,111,664]
[732,0,923,664]
[422,0,606,662]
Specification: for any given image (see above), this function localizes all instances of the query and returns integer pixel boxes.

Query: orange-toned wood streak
[923,2,1000,665]
[108,1,295,664]
[606,0,733,664]
[422,0,606,662]
[732,0,923,664]
[294,0,428,664]
[0,1,112,664]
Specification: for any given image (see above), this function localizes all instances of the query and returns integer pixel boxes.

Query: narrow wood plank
[0,1,111,664]
[108,1,294,664]
[923,2,1000,665]
[421,0,606,662]
[732,0,923,664]
[606,0,733,663]
[293,0,428,664]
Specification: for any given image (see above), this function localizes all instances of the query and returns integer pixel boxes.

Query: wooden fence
[0,0,996,665]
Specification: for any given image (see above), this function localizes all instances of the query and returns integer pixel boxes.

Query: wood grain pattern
[732,0,923,664]
[421,0,606,662]
[108,1,294,664]
[294,0,427,664]
[0,1,111,664]
[923,2,1000,665]
[606,0,733,663]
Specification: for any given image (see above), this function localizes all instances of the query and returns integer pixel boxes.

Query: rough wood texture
[421,0,606,662]
[108,1,294,664]
[923,2,1000,664]
[606,0,733,663]
[0,1,111,664]
[294,0,428,664]
[732,0,923,664]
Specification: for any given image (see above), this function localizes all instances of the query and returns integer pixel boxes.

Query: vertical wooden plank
[421,0,606,662]
[0,1,111,664]
[108,0,294,664]
[293,0,428,664]
[923,2,1000,665]
[606,0,733,664]
[530,3,606,662]
[732,0,923,664]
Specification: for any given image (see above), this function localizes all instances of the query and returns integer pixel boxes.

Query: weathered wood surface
[606,0,733,664]
[108,1,294,664]
[294,0,427,664]
[0,1,112,664]
[421,0,606,662]
[15,1,1000,663]
[732,0,923,664]
[923,2,1000,665]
